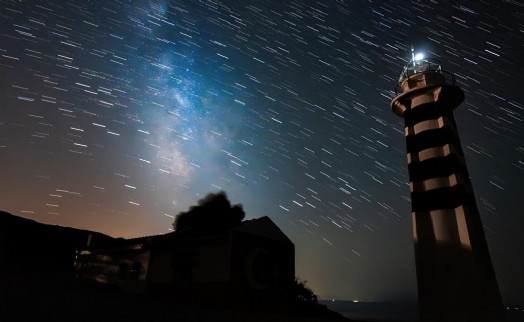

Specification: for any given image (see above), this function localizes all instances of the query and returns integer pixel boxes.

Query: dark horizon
[0,0,523,306]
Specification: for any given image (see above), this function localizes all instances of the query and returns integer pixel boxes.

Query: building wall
[147,240,234,304]
[75,219,295,306]
[148,242,231,284]
[147,230,294,306]
[75,249,150,292]
[230,231,295,305]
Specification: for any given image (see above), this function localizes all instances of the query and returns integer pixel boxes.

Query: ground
[0,271,351,322]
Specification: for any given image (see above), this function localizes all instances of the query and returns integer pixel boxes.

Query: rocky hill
[0,211,114,272]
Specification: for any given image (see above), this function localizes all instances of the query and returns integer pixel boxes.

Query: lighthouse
[390,50,506,321]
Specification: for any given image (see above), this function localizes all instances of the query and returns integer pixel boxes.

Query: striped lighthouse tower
[390,50,506,322]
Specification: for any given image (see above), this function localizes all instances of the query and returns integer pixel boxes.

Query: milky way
[0,0,523,303]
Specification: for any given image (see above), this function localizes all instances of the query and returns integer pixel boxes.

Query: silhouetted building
[75,216,294,306]
[390,52,506,321]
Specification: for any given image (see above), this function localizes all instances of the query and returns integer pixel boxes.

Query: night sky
[0,0,523,305]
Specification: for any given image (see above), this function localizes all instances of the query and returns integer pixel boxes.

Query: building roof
[79,216,292,254]
[232,216,291,243]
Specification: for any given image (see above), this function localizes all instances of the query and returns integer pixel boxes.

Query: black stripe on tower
[405,127,458,154]
[408,154,462,183]
[411,185,469,212]
[404,101,451,127]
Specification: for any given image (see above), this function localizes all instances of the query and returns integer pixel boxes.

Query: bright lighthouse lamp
[410,48,425,67]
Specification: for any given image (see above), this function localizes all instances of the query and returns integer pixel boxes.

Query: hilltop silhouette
[0,210,113,272]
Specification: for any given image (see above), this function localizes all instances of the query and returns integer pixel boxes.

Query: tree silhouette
[292,277,319,304]
[172,191,245,232]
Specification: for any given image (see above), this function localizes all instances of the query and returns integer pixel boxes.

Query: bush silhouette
[292,277,319,304]
[173,191,245,232]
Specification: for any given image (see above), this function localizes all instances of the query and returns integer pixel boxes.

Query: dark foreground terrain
[0,211,349,322]
[0,271,349,322]
[320,301,418,322]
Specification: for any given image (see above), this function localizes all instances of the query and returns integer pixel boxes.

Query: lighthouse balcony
[396,58,457,95]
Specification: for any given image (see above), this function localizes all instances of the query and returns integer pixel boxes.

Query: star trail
[0,0,523,304]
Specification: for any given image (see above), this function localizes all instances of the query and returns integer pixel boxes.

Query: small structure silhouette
[75,192,295,307]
